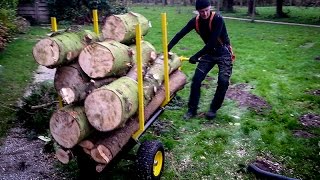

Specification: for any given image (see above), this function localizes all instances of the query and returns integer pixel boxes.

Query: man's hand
[189,55,198,64]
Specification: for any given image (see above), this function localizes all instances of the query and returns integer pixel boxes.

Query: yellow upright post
[50,17,57,32]
[132,24,145,140]
[93,9,99,35]
[50,17,63,108]
[161,13,170,106]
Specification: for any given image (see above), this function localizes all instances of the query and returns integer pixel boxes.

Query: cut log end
[60,88,75,104]
[85,89,122,132]
[97,145,113,164]
[79,44,114,78]
[102,16,126,42]
[32,38,60,67]
[55,148,72,164]
[50,110,81,148]
[96,164,107,173]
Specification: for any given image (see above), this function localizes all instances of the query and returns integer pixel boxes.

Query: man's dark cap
[195,0,211,10]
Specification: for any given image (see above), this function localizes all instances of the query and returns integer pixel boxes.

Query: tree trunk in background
[276,0,289,17]
[248,0,254,14]
[222,0,234,12]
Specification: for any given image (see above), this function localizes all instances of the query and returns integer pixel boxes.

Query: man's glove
[227,45,236,62]
[189,55,198,64]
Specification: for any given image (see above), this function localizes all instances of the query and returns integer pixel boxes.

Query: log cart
[32,12,187,179]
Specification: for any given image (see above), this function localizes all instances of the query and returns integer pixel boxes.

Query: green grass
[223,6,320,25]
[128,5,320,179]
[0,26,50,138]
[0,5,319,179]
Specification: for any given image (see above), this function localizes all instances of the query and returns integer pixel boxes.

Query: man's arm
[167,18,195,52]
[193,15,224,58]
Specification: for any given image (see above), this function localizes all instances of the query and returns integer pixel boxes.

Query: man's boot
[183,110,196,120]
[205,110,216,120]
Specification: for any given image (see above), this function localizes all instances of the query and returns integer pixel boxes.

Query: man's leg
[185,60,215,119]
[207,56,233,120]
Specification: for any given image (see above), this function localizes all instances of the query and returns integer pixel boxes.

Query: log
[143,53,181,104]
[85,76,138,132]
[84,53,181,132]
[54,61,90,93]
[50,105,93,148]
[60,77,116,105]
[78,40,156,79]
[101,12,150,44]
[55,148,73,164]
[32,30,99,68]
[78,40,132,78]
[90,70,187,165]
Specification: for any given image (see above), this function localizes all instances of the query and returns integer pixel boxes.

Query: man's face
[198,6,211,19]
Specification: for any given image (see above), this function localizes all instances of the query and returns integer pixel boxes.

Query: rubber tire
[136,140,165,180]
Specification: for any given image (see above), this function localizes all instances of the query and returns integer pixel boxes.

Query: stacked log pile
[32,12,187,172]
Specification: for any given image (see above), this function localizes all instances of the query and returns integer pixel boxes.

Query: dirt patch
[253,155,283,174]
[307,89,320,96]
[0,65,65,180]
[0,126,64,180]
[292,130,315,138]
[226,83,271,113]
[299,113,320,127]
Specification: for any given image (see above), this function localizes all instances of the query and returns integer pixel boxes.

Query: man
[167,0,235,120]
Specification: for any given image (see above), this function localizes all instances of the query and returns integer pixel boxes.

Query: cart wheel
[136,140,165,180]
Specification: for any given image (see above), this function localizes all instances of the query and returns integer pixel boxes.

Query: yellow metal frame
[153,151,163,176]
[92,9,99,35]
[50,17,57,32]
[132,24,145,140]
[50,17,64,109]
[161,13,170,107]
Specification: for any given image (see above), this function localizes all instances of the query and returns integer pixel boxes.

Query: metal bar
[161,13,170,106]
[50,17,57,32]
[132,24,145,140]
[93,9,99,35]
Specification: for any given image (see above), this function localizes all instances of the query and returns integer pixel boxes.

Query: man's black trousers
[188,54,233,113]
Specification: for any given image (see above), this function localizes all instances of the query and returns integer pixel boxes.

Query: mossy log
[78,40,156,79]
[84,53,181,132]
[143,53,181,104]
[54,61,90,93]
[32,30,99,68]
[101,12,150,44]
[89,70,187,165]
[85,77,138,132]
[50,106,93,148]
[78,40,132,78]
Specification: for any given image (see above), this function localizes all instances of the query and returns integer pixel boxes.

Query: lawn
[0,5,319,180]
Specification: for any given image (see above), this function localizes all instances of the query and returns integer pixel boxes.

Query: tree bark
[59,77,116,105]
[89,70,187,165]
[78,40,133,79]
[276,0,288,18]
[101,12,150,44]
[50,106,93,148]
[143,53,181,104]
[54,61,90,93]
[32,30,99,68]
